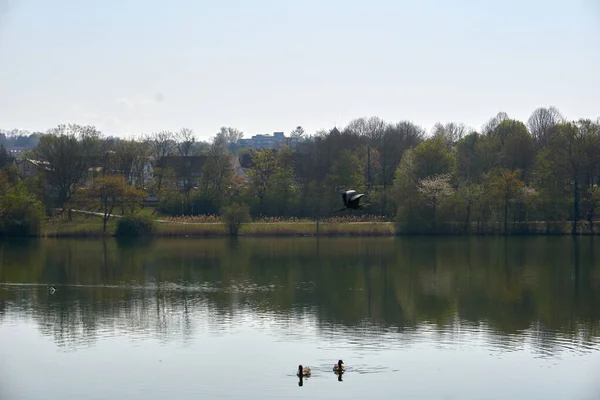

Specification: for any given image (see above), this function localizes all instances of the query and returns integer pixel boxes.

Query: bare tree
[34,123,101,209]
[527,106,564,147]
[144,130,175,159]
[175,128,196,157]
[174,128,199,196]
[218,127,244,144]
[345,116,387,141]
[344,117,369,136]
[482,112,509,135]
[432,122,471,145]
[290,126,305,138]
[215,127,243,155]
[365,116,387,142]
[113,138,150,187]
[143,130,175,193]
[202,134,233,198]
[379,121,425,188]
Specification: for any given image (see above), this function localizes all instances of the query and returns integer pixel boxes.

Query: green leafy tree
[378,121,424,188]
[392,149,423,231]
[455,133,482,182]
[202,133,234,207]
[221,203,251,236]
[69,175,147,233]
[535,122,587,234]
[0,172,45,237]
[412,135,455,179]
[272,146,296,216]
[456,182,484,233]
[325,149,365,191]
[0,144,10,169]
[247,150,279,214]
[491,119,535,175]
[485,169,525,233]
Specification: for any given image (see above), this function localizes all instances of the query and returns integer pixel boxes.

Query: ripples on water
[1,237,600,399]
[2,281,598,362]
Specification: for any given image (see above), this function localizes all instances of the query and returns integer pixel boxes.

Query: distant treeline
[0,129,41,148]
[1,106,600,237]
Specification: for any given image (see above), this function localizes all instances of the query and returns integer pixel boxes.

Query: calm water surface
[1,237,600,399]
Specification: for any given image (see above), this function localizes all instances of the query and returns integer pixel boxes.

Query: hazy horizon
[0,0,598,140]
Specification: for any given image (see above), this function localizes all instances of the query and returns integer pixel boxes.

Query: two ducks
[297,360,345,377]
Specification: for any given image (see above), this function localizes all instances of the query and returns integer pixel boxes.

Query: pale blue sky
[0,0,598,140]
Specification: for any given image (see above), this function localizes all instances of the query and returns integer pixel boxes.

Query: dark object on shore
[335,189,370,212]
[48,286,56,295]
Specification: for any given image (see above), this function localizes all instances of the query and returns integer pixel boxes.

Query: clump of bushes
[115,215,156,237]
[0,181,45,238]
[220,203,251,236]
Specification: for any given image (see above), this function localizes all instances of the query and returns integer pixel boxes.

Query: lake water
[1,237,600,399]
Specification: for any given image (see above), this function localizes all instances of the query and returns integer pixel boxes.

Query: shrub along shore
[37,211,600,238]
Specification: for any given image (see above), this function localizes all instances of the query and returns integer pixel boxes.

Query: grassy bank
[42,215,395,238]
[38,212,600,238]
[155,222,395,237]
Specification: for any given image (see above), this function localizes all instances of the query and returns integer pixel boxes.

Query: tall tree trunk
[572,178,579,235]
[504,191,509,233]
[464,202,471,233]
[587,209,593,233]
[432,198,437,231]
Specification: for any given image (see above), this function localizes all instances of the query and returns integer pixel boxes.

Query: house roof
[239,153,253,168]
[156,155,209,171]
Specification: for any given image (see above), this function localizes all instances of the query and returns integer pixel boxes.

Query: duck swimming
[47,286,56,295]
[333,359,345,372]
[297,365,311,377]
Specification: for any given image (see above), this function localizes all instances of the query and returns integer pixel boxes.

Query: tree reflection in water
[0,236,599,357]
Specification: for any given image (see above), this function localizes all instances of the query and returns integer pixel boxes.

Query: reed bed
[154,221,394,237]
[42,212,394,238]
[157,214,388,224]
[156,222,227,236]
[315,222,394,236]
[158,214,221,224]
[239,223,316,236]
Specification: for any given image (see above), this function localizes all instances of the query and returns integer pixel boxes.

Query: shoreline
[33,220,600,238]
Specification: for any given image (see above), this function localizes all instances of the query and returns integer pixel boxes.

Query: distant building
[238,132,299,150]
[6,146,32,156]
